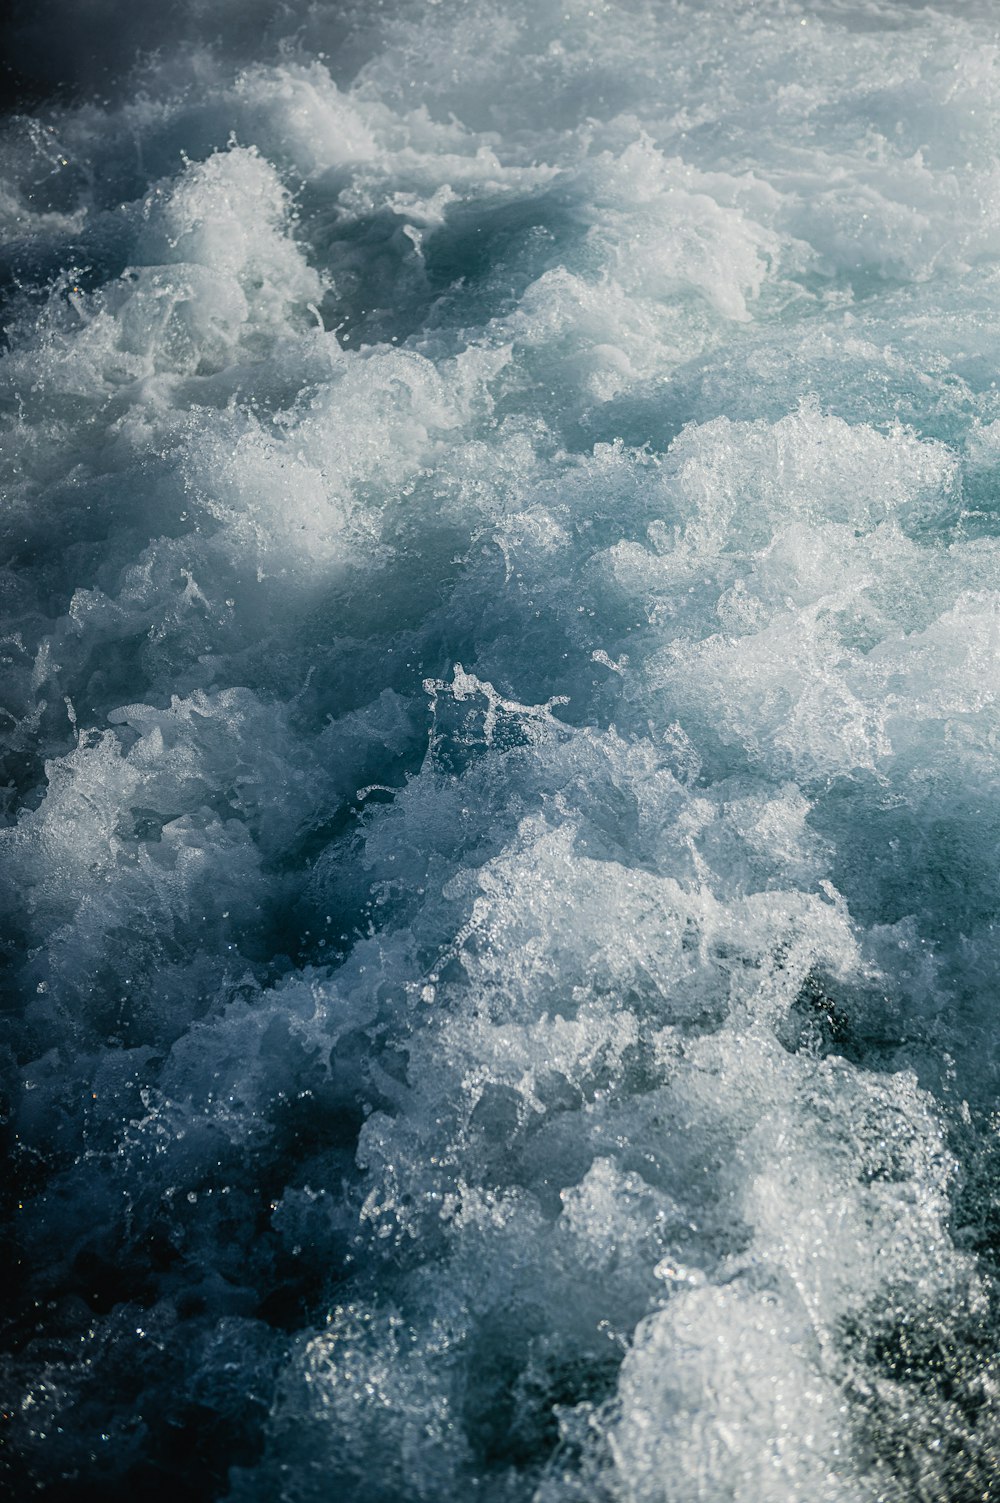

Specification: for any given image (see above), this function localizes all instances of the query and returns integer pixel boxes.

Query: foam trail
[3,3,1000,1500]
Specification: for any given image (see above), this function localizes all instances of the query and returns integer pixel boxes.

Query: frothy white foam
[3,3,1000,1499]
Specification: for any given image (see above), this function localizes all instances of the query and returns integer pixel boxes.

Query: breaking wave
[3,2,1000,1498]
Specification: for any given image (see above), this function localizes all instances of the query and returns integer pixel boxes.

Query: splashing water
[3,2,1000,1498]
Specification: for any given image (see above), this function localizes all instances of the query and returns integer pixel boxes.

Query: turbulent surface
[3,1,1000,1498]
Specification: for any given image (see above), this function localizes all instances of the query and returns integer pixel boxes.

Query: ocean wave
[3,3,1000,1499]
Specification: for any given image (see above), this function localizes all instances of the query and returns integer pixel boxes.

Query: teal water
[3,3,1000,1498]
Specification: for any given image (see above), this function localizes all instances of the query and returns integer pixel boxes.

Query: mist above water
[3,3,1000,1499]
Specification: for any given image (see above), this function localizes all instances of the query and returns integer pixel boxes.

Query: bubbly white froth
[3,3,1000,1499]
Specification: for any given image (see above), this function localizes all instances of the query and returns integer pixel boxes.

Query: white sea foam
[3,2,1000,1499]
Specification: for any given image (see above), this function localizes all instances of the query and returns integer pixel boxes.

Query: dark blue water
[3,3,1000,1498]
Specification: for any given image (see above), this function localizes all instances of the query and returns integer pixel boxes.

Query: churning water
[3,1,1000,1497]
